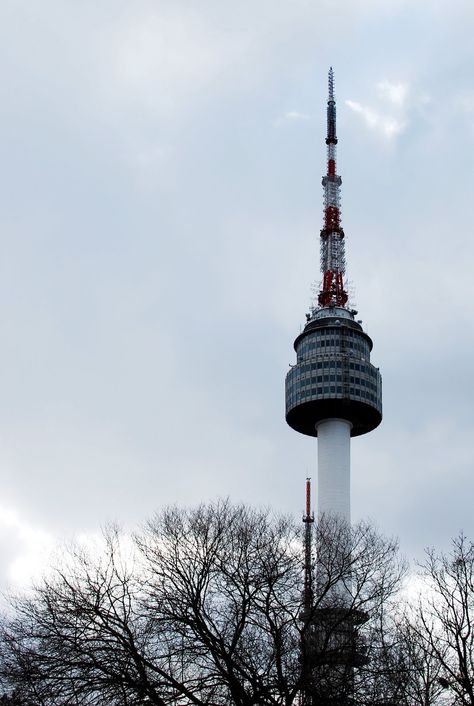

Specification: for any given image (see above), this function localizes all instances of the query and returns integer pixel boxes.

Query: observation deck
[285,306,382,437]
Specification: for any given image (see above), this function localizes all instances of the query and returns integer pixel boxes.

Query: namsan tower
[285,68,382,524]
[286,70,383,706]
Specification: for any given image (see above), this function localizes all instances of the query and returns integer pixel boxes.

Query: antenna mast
[318,67,348,308]
[302,477,314,618]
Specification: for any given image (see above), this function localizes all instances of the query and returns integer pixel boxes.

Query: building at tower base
[300,480,369,706]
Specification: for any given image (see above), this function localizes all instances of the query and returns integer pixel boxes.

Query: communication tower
[286,67,382,524]
[286,69,383,706]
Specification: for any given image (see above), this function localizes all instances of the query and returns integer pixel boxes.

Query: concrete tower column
[316,418,352,523]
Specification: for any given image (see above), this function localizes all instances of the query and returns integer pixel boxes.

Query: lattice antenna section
[318,68,348,308]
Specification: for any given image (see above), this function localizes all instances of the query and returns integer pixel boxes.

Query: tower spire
[318,68,348,308]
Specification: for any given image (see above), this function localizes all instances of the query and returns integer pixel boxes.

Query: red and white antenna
[318,67,348,308]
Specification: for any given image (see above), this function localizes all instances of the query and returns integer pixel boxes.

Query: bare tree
[0,501,405,706]
[409,534,474,706]
[356,612,448,706]
[400,617,447,706]
[0,528,184,706]
[137,502,303,706]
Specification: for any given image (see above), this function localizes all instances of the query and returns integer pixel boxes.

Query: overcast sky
[0,0,473,587]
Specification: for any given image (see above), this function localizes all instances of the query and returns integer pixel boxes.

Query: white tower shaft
[316,419,351,522]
